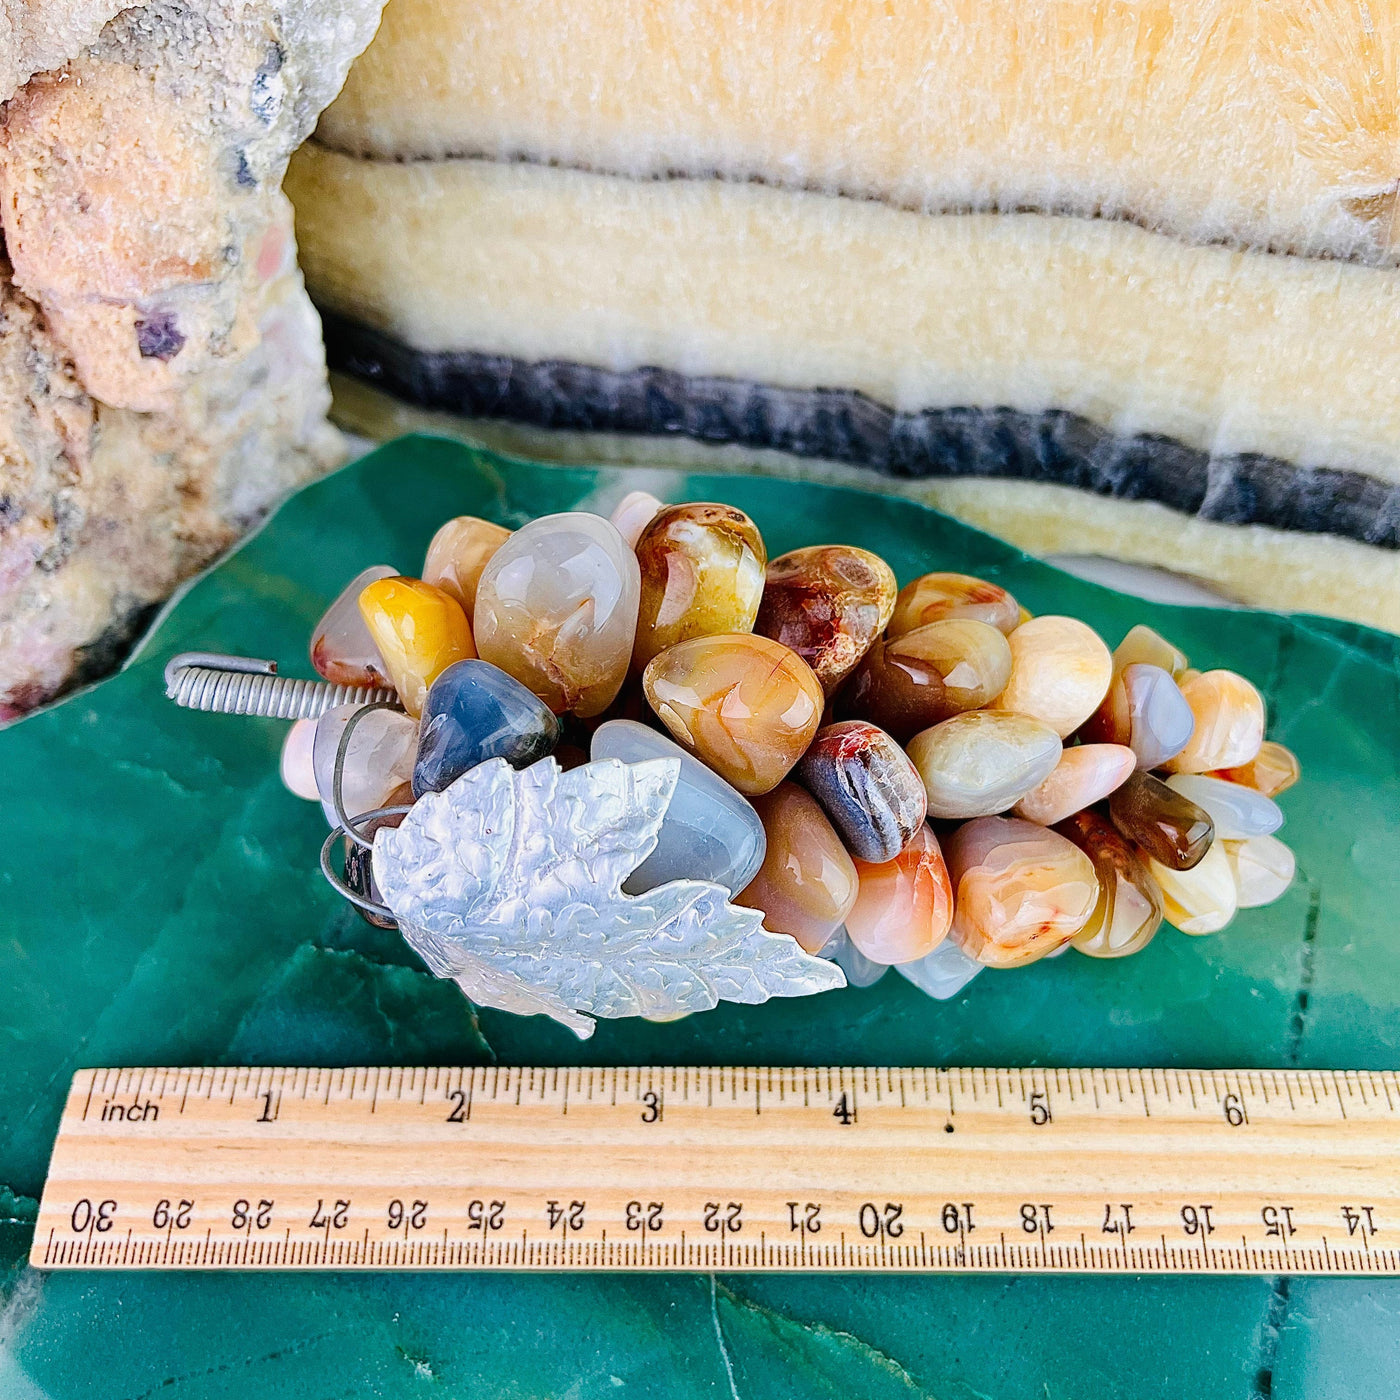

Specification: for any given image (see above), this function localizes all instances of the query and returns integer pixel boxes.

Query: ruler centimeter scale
[31,1064,1400,1274]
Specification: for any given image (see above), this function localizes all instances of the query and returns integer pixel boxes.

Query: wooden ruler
[30,1065,1400,1274]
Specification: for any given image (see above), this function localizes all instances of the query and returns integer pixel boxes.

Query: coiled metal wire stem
[163,652,398,719]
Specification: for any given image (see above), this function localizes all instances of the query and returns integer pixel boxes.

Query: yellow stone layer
[319,0,1400,260]
[288,144,1400,486]
[329,375,1400,636]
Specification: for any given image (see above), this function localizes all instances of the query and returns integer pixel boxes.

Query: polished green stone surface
[2,435,1398,1398]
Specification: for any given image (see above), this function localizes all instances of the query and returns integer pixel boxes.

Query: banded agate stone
[845,825,953,965]
[642,633,823,795]
[1081,662,1195,770]
[1109,770,1214,871]
[822,928,889,988]
[632,503,766,669]
[735,783,858,952]
[310,564,396,687]
[1056,810,1163,959]
[1225,834,1296,909]
[1012,743,1135,827]
[591,718,765,897]
[1165,774,1283,840]
[1216,741,1300,797]
[608,490,664,548]
[887,571,1020,637]
[994,615,1113,739]
[756,545,897,694]
[312,702,418,827]
[907,711,1061,819]
[796,720,926,863]
[413,659,560,797]
[1164,670,1266,773]
[1111,624,1189,678]
[474,512,641,718]
[422,516,511,615]
[279,717,319,801]
[896,936,986,999]
[946,816,1097,968]
[837,619,1012,741]
[1148,842,1238,934]
[357,576,475,719]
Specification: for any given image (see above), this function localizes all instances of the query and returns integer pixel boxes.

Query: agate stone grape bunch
[282,490,1298,1004]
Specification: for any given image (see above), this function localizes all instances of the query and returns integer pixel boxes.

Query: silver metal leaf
[373,756,846,1038]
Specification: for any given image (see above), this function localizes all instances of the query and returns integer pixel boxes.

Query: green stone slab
[1,434,1397,1398]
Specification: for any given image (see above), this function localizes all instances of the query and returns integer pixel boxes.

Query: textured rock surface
[2,441,1399,1398]
[0,0,384,718]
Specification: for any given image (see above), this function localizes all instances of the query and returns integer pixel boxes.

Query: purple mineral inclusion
[135,312,186,362]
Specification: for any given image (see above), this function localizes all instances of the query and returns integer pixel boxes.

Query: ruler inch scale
[31,1064,1400,1275]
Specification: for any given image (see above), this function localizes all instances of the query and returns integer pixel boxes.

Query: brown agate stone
[632,502,767,670]
[838,619,1013,740]
[735,783,858,952]
[1055,809,1164,958]
[642,633,824,795]
[1108,770,1214,870]
[756,544,897,694]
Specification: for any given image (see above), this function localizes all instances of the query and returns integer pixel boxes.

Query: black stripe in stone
[322,311,1400,550]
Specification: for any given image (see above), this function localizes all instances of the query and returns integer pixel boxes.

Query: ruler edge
[31,1063,1400,1276]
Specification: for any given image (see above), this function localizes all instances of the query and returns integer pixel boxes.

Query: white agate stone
[279,717,319,801]
[312,702,417,827]
[1166,773,1283,840]
[1225,835,1296,908]
[896,937,984,1000]
[474,511,641,717]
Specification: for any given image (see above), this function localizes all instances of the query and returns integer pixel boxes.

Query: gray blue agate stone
[413,659,560,797]
[590,719,766,897]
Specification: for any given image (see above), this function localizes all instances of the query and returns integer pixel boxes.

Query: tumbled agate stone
[1109,770,1214,870]
[310,564,396,687]
[896,936,985,999]
[422,515,511,616]
[995,615,1113,739]
[413,659,561,797]
[1082,662,1195,770]
[1148,842,1238,934]
[822,927,889,988]
[907,710,1061,819]
[846,825,953,965]
[642,633,824,795]
[1216,740,1300,798]
[279,717,319,801]
[1165,773,1283,840]
[632,503,766,670]
[591,718,765,897]
[756,544,897,694]
[1013,743,1135,826]
[838,620,1012,741]
[1164,670,1266,773]
[1226,834,1296,908]
[474,512,641,718]
[1112,623,1189,678]
[357,576,475,719]
[946,816,1098,968]
[796,720,926,862]
[887,571,1020,637]
[608,489,664,548]
[735,782,857,952]
[312,702,418,826]
[1056,810,1163,959]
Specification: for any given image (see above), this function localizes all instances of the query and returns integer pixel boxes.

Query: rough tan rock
[0,0,384,718]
